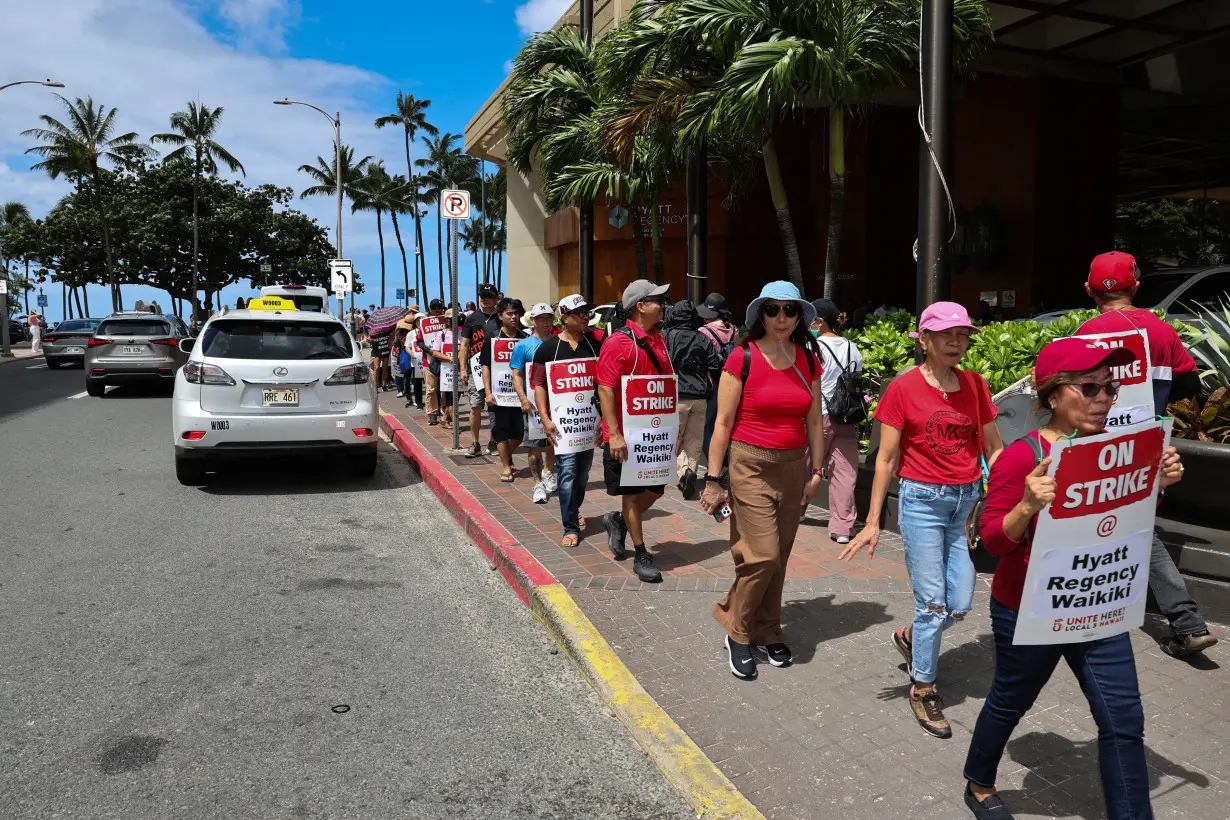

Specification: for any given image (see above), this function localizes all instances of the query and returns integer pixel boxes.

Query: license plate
[262,388,299,407]
[121,346,145,355]
[64,346,84,355]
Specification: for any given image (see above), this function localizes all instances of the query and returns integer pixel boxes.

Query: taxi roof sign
[247,296,294,311]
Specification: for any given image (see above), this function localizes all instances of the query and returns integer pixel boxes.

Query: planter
[1161,438,1230,529]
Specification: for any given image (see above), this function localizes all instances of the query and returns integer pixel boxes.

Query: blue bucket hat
[745,281,816,329]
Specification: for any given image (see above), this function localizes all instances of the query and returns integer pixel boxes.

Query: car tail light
[352,428,373,437]
[88,337,110,346]
[183,362,235,385]
[181,431,207,441]
[324,363,370,385]
[42,336,57,343]
[150,338,179,346]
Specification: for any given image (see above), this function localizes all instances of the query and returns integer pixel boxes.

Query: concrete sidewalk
[0,342,39,366]
[383,396,1229,820]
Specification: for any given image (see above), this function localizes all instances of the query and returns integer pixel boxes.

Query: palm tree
[375,92,437,304]
[22,95,155,311]
[151,101,245,321]
[298,144,373,207]
[1,201,32,319]
[416,133,467,303]
[351,162,413,307]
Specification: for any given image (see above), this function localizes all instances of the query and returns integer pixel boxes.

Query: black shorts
[492,406,525,443]
[603,444,665,497]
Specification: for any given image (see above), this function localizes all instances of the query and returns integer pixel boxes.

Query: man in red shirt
[1077,251,1216,658]
[597,280,673,583]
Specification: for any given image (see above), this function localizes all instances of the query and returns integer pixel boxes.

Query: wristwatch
[704,474,725,484]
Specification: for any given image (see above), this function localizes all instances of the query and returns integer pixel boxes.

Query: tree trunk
[82,284,90,316]
[391,209,410,305]
[823,107,845,301]
[91,168,121,312]
[415,211,428,304]
[73,286,84,317]
[435,201,445,306]
[650,200,664,285]
[63,282,69,320]
[761,138,804,294]
[473,243,480,298]
[192,153,202,323]
[376,208,387,307]
[497,249,503,292]
[631,206,649,280]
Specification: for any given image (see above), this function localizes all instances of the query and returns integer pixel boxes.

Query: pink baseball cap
[909,301,980,338]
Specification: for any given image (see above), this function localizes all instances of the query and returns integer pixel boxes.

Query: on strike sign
[546,358,599,455]
[489,338,520,407]
[1073,329,1153,427]
[620,374,679,486]
[1014,421,1171,645]
[419,315,447,349]
[439,337,456,391]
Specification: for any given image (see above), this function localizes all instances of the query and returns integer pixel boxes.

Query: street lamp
[1,78,65,358]
[273,98,343,261]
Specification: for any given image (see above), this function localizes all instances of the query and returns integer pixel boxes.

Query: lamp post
[274,98,344,308]
[1,79,64,358]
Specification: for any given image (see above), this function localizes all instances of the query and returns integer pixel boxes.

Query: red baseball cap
[1035,337,1137,385]
[1087,251,1139,292]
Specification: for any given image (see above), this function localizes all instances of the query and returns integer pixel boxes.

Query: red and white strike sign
[490,337,520,407]
[1072,329,1153,427]
[546,358,599,454]
[620,374,679,486]
[442,189,471,221]
[419,315,447,349]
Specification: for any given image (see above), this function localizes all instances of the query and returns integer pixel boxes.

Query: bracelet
[809,467,824,479]
[704,474,724,484]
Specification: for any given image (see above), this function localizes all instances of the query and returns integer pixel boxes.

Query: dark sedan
[41,318,103,368]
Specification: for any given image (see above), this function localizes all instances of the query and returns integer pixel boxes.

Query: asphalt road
[0,367,692,819]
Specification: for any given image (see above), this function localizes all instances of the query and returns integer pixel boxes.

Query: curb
[0,353,39,368]
[378,410,764,820]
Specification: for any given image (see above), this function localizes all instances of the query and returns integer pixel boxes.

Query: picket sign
[526,406,546,440]
[469,353,483,389]
[439,338,455,392]
[1014,420,1171,645]
[1072,329,1153,428]
[545,358,599,455]
[490,338,520,407]
[419,315,447,350]
[619,374,679,486]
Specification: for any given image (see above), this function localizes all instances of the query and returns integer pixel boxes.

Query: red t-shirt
[724,344,818,450]
[979,431,1048,611]
[873,367,997,485]
[595,320,674,444]
[1077,307,1195,409]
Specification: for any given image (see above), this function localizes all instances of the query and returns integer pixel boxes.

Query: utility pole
[578,0,595,303]
[686,143,708,305]
[450,217,461,451]
[916,0,954,313]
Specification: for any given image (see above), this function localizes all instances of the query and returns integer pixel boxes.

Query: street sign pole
[0,276,11,358]
[450,216,461,452]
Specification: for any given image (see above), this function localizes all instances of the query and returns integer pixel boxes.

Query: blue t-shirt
[510,333,548,373]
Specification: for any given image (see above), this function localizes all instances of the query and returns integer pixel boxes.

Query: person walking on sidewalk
[419,299,446,424]
[483,298,529,482]
[701,282,825,680]
[513,302,558,504]
[697,293,738,463]
[533,294,602,547]
[1076,251,1218,659]
[597,280,674,583]
[427,310,456,430]
[664,299,724,500]
[962,337,1182,820]
[403,317,425,409]
[29,311,43,354]
[841,301,1004,738]
[811,298,864,544]
[460,284,501,458]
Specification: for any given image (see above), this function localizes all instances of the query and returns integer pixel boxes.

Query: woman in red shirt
[961,337,1183,820]
[841,302,1003,738]
[701,281,825,681]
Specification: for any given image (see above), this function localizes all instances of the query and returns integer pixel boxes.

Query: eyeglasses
[1068,381,1121,399]
[639,296,667,306]
[762,302,800,319]
[565,309,592,319]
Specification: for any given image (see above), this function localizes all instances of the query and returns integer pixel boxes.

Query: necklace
[921,363,958,400]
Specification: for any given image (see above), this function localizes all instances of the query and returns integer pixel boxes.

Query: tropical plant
[151,101,245,321]
[22,94,156,310]
[417,133,479,303]
[1181,300,1230,392]
[1,201,33,318]
[351,162,413,307]
[1169,388,1230,444]
[297,144,374,205]
[375,91,437,303]
[1116,198,1230,270]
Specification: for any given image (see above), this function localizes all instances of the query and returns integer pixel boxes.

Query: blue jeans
[897,479,980,684]
[556,449,595,536]
[964,599,1150,820]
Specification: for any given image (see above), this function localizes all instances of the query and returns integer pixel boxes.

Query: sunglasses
[565,309,592,318]
[1069,381,1121,399]
[762,302,800,319]
[639,296,667,306]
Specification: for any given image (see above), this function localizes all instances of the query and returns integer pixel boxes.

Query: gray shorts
[524,438,548,449]
[468,381,484,406]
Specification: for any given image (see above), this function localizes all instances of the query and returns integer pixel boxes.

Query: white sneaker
[395,391,404,398]
[532,482,548,504]
[542,470,557,494]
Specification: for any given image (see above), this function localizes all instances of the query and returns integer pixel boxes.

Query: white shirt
[815,335,863,416]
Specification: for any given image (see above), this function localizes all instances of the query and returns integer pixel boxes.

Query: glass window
[290,295,325,312]
[97,320,172,337]
[200,320,352,360]
[1133,273,1189,308]
[1174,271,1230,309]
[54,319,101,333]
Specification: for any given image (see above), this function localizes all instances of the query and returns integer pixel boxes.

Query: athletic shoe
[486,440,498,456]
[725,635,758,681]
[909,686,952,739]
[603,511,627,559]
[532,482,548,504]
[465,442,482,458]
[395,391,404,398]
[679,468,697,500]
[633,552,662,583]
[1161,631,1218,658]
[831,534,852,545]
[542,470,557,494]
[756,643,794,667]
[427,415,439,426]
[965,784,1015,819]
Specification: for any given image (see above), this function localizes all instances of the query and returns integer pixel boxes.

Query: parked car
[84,312,192,396]
[1026,265,1230,325]
[7,318,28,342]
[259,283,330,313]
[41,318,103,368]
[171,301,378,485]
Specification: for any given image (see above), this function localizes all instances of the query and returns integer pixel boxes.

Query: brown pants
[713,441,807,645]
[424,368,440,417]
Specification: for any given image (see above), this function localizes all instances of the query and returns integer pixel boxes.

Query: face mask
[810,328,820,338]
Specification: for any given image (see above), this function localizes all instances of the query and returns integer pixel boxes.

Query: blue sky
[1,0,573,320]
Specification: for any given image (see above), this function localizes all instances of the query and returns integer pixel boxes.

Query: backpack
[817,339,868,424]
[966,435,1046,554]
[701,325,736,361]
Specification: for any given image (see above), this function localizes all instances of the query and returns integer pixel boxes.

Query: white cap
[556,294,593,316]
[529,302,553,318]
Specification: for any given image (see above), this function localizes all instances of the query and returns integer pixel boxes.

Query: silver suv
[85,312,192,396]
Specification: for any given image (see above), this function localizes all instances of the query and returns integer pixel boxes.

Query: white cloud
[217,0,300,53]
[503,59,516,75]
[514,0,571,36]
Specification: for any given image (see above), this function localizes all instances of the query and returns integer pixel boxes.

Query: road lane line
[26,364,47,369]
[67,391,88,400]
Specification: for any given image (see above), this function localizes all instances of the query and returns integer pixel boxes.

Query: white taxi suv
[172,297,378,485]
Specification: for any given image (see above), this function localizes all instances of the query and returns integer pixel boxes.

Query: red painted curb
[379,413,558,604]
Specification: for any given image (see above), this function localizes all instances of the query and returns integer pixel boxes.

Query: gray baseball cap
[620,280,670,311]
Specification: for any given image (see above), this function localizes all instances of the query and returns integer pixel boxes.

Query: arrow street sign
[442,189,471,221]
[329,259,354,294]
[260,263,272,274]
[395,288,405,301]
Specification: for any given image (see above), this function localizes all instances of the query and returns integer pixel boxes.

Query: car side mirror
[179,338,195,354]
